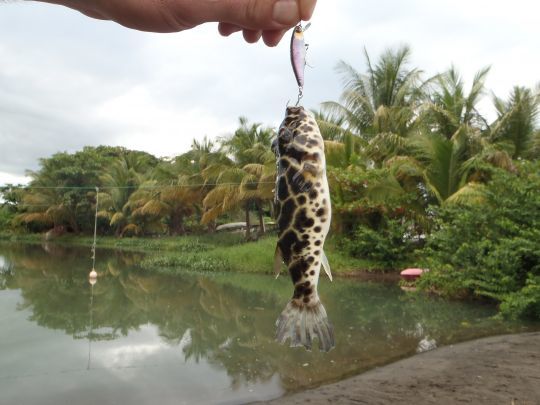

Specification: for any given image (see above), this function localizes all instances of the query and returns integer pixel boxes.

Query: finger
[218,22,243,36]
[262,29,287,47]
[200,0,301,30]
[243,29,262,44]
[299,0,317,21]
[39,0,109,20]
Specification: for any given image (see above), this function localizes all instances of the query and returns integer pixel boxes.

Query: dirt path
[260,332,540,405]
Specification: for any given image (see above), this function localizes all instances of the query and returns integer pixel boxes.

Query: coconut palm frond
[201,205,223,225]
[385,155,424,180]
[121,223,141,237]
[97,210,112,220]
[141,199,168,217]
[110,212,126,227]
[17,212,52,226]
[366,132,409,164]
[96,192,114,210]
[445,182,488,206]
[243,163,265,178]
[365,174,405,203]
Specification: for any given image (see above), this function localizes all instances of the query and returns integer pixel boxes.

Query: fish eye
[280,127,293,142]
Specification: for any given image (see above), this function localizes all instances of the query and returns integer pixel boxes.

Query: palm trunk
[245,204,251,240]
[257,201,265,235]
[69,215,79,234]
[169,213,185,236]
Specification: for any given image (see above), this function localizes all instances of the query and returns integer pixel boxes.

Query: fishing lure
[290,22,311,105]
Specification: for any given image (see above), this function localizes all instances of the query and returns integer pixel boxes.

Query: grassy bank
[0,231,379,275]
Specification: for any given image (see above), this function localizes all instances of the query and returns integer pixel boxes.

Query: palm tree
[16,170,79,233]
[412,66,521,204]
[409,126,514,205]
[425,66,491,140]
[311,109,366,169]
[323,45,428,141]
[410,130,481,203]
[201,166,245,229]
[99,154,150,236]
[201,118,276,239]
[530,129,540,159]
[311,109,354,142]
[221,117,275,166]
[491,86,540,159]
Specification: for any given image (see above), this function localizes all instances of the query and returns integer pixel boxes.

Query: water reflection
[0,243,537,399]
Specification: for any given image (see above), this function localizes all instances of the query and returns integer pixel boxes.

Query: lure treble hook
[295,87,303,106]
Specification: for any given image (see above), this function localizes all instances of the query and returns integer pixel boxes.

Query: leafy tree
[15,148,105,233]
[13,147,158,235]
[418,161,540,320]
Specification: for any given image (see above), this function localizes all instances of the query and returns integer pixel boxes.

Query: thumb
[196,0,316,30]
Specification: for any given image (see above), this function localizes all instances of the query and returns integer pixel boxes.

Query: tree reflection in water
[0,243,533,392]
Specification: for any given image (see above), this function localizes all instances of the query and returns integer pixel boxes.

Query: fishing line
[87,283,94,370]
[1,181,277,191]
[91,187,99,272]
[87,187,99,370]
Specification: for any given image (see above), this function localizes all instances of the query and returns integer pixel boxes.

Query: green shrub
[341,218,419,269]
[499,275,540,320]
[418,161,540,320]
[0,207,14,232]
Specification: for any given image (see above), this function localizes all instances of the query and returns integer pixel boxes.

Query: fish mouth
[285,105,304,116]
[281,106,307,132]
[273,106,309,153]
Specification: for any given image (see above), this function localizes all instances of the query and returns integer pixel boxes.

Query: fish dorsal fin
[321,250,333,282]
[274,246,284,279]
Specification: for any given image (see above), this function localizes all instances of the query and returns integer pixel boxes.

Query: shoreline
[260,332,540,405]
[0,234,392,277]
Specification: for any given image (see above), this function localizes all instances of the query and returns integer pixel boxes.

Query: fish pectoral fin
[274,246,284,279]
[291,163,321,190]
[321,250,333,282]
[301,161,320,176]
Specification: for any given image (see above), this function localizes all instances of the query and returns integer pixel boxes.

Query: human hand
[36,0,317,47]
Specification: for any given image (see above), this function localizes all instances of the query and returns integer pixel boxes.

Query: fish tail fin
[275,299,335,352]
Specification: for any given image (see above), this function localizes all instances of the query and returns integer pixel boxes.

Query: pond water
[0,243,537,404]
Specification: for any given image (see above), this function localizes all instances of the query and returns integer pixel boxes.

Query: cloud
[0,0,538,185]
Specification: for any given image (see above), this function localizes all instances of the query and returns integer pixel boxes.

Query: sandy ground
[260,332,540,405]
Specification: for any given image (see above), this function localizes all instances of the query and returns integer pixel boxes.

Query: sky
[0,0,539,185]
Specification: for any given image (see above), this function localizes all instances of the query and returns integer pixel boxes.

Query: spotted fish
[272,105,334,352]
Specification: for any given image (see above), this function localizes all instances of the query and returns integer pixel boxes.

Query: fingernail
[273,0,299,26]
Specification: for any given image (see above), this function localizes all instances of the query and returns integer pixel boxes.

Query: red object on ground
[400,268,424,281]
